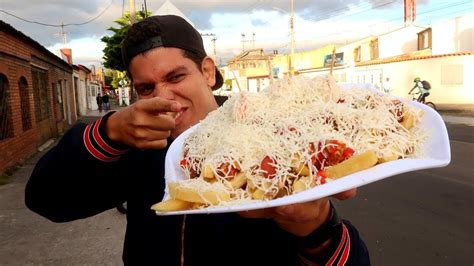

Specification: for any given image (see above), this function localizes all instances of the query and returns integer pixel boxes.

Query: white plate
[156,99,451,216]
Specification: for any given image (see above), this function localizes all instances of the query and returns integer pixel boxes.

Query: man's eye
[135,85,154,96]
[169,74,185,83]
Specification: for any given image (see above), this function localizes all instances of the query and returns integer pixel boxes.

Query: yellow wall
[229,59,270,78]
[271,45,336,75]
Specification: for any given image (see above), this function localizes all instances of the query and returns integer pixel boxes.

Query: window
[354,46,361,62]
[19,77,32,131]
[55,81,64,120]
[31,68,50,122]
[441,65,463,85]
[0,74,13,140]
[370,39,379,60]
[418,28,432,50]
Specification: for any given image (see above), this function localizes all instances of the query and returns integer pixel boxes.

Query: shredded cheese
[176,75,427,206]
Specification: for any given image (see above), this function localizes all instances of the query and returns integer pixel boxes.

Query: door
[31,67,53,145]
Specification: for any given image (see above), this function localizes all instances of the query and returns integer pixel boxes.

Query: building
[0,20,75,173]
[296,13,474,104]
[226,48,274,93]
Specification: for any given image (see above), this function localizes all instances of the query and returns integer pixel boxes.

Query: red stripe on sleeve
[337,224,351,266]
[326,224,348,266]
[83,124,117,162]
[92,117,127,156]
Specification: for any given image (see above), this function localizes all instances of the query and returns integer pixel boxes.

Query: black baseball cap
[121,15,223,90]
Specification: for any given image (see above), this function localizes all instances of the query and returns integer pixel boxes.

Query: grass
[0,163,22,186]
[0,173,9,185]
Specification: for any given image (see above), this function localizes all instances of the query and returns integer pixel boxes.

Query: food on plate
[151,75,427,212]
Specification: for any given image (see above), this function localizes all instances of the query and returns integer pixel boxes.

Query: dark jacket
[25,98,369,266]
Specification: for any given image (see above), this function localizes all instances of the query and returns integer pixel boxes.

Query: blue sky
[1,0,472,66]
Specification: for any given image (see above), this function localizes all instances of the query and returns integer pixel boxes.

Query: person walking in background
[382,77,392,94]
[101,94,110,111]
[96,93,103,113]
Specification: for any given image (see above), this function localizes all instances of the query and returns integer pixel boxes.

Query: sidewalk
[0,142,125,264]
[437,104,474,126]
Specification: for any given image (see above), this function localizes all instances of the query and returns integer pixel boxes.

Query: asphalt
[0,104,472,264]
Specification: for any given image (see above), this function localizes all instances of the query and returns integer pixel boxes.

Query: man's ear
[201,57,216,88]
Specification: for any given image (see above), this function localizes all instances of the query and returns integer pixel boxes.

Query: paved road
[336,122,474,265]
[0,120,472,265]
[0,147,126,265]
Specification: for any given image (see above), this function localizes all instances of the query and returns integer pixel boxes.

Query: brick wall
[0,22,73,174]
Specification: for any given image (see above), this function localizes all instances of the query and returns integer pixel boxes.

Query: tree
[101,11,150,71]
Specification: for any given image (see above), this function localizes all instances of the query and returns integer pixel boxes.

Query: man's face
[129,47,218,138]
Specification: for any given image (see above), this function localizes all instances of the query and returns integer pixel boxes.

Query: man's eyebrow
[134,66,189,87]
[164,66,188,79]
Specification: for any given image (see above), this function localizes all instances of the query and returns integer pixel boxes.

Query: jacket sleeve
[25,112,130,223]
[298,219,370,266]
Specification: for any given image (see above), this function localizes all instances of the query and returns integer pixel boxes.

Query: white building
[299,13,474,104]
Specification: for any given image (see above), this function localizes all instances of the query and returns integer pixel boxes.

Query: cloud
[48,37,106,66]
[1,0,467,68]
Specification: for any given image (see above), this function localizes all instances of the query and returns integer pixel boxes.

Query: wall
[293,45,336,70]
[0,23,73,173]
[301,54,474,104]
[432,13,474,55]
[378,25,426,58]
[337,36,375,64]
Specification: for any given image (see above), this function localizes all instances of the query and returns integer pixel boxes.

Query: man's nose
[152,83,174,99]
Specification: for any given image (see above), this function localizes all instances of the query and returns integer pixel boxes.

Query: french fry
[292,176,315,193]
[251,182,272,200]
[202,164,214,179]
[325,150,378,179]
[151,199,194,212]
[291,153,310,176]
[229,172,247,189]
[378,154,399,163]
[378,146,403,163]
[168,182,231,205]
[252,189,265,200]
[400,111,415,130]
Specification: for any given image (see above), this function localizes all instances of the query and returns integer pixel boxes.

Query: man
[382,77,392,94]
[25,15,369,265]
[409,77,430,103]
[96,93,103,112]
[101,93,110,111]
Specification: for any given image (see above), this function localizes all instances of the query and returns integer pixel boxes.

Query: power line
[0,0,114,27]
[301,0,473,42]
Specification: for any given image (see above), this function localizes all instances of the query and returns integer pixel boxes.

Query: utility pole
[289,0,295,76]
[330,47,336,75]
[128,0,137,103]
[129,0,137,24]
[54,22,68,47]
[241,33,256,52]
[252,33,255,49]
[268,56,274,84]
[201,33,217,62]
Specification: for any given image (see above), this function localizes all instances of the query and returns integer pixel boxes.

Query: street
[0,121,472,265]
[335,122,474,265]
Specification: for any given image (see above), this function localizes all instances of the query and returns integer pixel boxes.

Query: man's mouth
[174,108,186,125]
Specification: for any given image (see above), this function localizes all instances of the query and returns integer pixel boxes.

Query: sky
[1,0,473,67]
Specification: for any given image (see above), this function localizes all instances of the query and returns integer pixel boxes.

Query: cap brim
[212,66,223,90]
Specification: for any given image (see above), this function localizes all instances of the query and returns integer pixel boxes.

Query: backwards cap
[121,15,223,90]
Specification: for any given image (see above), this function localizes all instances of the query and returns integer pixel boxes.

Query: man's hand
[238,188,357,237]
[105,97,181,149]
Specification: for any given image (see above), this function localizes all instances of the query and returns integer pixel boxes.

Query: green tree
[101,11,150,71]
